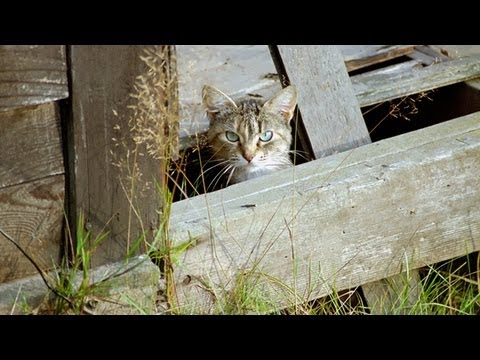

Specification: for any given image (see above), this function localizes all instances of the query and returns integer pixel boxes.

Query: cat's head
[203,84,297,183]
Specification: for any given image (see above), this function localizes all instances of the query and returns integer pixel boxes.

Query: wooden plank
[353,55,480,107]
[433,45,480,58]
[406,45,450,66]
[177,45,281,106]
[271,45,370,158]
[0,46,68,112]
[68,46,166,266]
[338,45,415,72]
[433,45,480,92]
[170,112,480,311]
[0,103,64,189]
[351,60,422,83]
[0,175,64,283]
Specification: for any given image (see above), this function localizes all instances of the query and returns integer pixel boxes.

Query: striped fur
[203,85,297,185]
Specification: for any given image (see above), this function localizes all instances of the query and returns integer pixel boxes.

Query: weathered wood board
[0,45,68,112]
[434,45,480,92]
[169,112,480,312]
[68,46,165,266]
[353,54,480,107]
[350,60,422,87]
[0,175,64,283]
[0,103,64,189]
[406,45,450,66]
[339,45,415,72]
[0,102,65,283]
[272,45,371,158]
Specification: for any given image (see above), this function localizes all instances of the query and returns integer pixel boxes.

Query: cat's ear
[262,85,297,122]
[202,85,237,122]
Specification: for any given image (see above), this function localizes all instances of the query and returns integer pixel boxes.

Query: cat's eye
[225,131,239,142]
[259,131,273,142]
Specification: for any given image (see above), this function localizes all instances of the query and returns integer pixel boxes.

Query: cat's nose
[243,153,254,162]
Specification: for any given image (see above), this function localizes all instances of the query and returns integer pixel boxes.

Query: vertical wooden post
[270,45,421,314]
[67,46,174,266]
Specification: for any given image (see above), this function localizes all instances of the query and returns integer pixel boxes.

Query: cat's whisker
[207,161,233,190]
[193,166,213,189]
[208,168,225,191]
[210,163,235,191]
[289,150,311,161]
[288,149,310,155]
[225,165,236,187]
[196,159,232,184]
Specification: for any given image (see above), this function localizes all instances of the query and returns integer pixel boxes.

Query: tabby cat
[202,84,298,186]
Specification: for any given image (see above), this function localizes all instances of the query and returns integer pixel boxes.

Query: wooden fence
[1,45,479,313]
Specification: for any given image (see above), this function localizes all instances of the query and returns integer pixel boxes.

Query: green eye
[259,131,273,142]
[225,131,239,142]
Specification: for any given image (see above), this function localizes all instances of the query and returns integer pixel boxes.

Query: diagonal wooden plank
[270,45,370,159]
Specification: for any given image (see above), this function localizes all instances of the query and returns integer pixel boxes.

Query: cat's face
[203,85,297,184]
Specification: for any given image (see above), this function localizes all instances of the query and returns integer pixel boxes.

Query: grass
[50,210,109,314]
[2,212,126,314]
[160,254,479,315]
[183,255,480,315]
[412,256,480,315]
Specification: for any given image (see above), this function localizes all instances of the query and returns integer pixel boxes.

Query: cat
[202,84,298,186]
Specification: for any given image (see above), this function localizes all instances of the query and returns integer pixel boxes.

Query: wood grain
[68,46,166,266]
[432,45,480,92]
[0,175,64,283]
[170,112,480,312]
[351,60,423,84]
[272,45,371,158]
[0,46,68,111]
[339,45,415,72]
[0,103,64,189]
[353,54,480,107]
